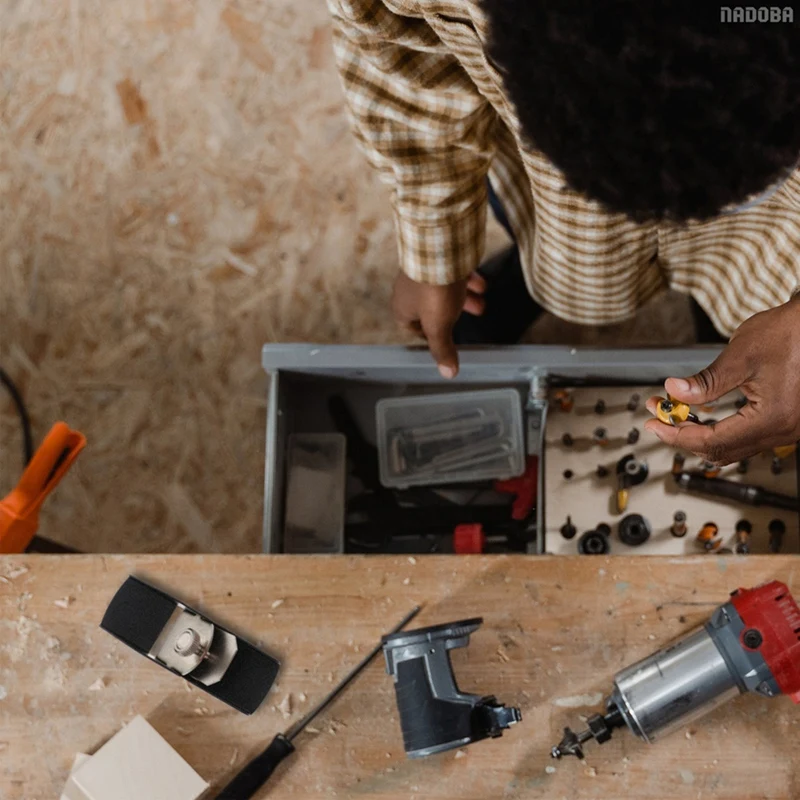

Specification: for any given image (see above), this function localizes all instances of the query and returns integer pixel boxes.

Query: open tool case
[262,345,799,555]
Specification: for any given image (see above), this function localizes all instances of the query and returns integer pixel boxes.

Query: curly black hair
[480,1,800,222]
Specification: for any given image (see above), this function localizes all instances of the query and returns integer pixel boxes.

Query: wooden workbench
[2,555,800,800]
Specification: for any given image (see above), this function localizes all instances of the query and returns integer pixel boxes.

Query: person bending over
[327,1,800,464]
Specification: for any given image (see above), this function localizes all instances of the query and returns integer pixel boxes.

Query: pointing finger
[422,318,459,379]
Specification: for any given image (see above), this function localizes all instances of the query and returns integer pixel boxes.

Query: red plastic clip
[0,422,86,554]
[454,524,486,555]
[494,456,538,521]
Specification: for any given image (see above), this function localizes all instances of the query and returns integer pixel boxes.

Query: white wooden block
[60,754,91,800]
[61,716,208,800]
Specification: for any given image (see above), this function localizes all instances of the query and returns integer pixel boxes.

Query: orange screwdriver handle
[0,422,86,554]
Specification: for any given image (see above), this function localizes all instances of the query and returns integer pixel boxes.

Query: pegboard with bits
[544,386,798,556]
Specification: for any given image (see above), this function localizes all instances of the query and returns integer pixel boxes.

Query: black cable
[0,366,34,467]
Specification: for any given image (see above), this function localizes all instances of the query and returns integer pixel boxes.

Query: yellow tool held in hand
[655,395,701,427]
[773,444,797,460]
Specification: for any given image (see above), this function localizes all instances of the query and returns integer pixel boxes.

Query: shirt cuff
[394,202,487,286]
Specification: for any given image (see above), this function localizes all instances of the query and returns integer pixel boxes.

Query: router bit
[615,454,648,514]
[655,396,700,427]
[734,519,752,555]
[670,511,687,538]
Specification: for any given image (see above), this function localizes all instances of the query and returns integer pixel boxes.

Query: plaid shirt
[328,0,800,334]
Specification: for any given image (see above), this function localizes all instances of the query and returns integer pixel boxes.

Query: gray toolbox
[262,345,799,555]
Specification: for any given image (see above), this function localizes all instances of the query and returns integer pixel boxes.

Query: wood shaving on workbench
[277,694,292,718]
[3,566,29,581]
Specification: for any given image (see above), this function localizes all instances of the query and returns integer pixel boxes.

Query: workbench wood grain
[1,555,799,800]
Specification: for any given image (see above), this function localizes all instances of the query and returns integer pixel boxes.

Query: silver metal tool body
[552,592,783,759]
[610,628,739,743]
[610,601,779,744]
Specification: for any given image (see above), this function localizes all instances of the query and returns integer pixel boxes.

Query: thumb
[665,346,748,405]
[422,318,460,379]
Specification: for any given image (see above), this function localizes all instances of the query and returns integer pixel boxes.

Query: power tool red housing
[729,581,800,701]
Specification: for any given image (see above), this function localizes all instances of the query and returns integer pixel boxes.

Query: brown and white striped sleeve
[327,0,498,285]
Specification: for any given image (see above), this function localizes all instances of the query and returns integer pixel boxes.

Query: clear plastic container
[283,433,346,553]
[376,389,525,488]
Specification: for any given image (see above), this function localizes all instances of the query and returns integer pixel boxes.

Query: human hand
[644,297,800,465]
[392,271,487,379]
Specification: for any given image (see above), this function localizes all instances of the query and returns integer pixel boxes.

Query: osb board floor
[0,1,696,553]
[544,387,799,556]
[3,555,800,800]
